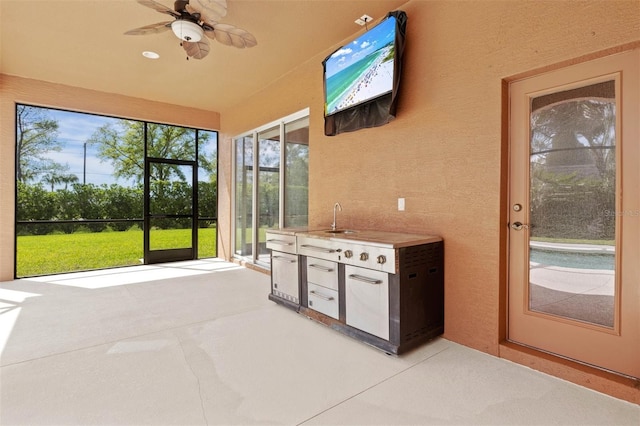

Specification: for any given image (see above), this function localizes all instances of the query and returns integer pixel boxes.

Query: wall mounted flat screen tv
[323,11,407,136]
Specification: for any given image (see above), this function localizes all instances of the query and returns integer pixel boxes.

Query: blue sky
[45,109,122,186]
[325,15,396,78]
[33,108,218,188]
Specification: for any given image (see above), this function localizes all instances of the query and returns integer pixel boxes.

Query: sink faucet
[331,202,342,231]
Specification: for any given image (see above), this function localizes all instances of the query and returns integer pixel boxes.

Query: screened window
[15,104,218,277]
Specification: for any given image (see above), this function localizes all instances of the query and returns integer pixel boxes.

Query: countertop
[265,227,325,236]
[268,227,442,249]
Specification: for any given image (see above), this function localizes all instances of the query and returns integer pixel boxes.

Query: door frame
[144,157,198,264]
[504,48,639,380]
[499,44,640,404]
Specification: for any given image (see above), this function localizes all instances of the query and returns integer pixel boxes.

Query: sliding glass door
[257,125,281,264]
[235,135,254,259]
[233,109,309,267]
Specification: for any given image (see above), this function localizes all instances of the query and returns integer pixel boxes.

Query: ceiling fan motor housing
[174,0,190,13]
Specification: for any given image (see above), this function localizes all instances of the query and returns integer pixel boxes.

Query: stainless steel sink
[324,229,357,234]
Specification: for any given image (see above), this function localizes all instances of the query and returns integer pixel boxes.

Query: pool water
[530,248,615,270]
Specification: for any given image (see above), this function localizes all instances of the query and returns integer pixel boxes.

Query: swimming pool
[530,248,615,270]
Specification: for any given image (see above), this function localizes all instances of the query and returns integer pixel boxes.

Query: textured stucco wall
[219,0,640,354]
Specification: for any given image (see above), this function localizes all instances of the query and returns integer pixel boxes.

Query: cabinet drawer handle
[348,274,382,284]
[309,264,334,272]
[272,255,296,263]
[301,244,335,253]
[310,290,334,301]
[267,239,293,246]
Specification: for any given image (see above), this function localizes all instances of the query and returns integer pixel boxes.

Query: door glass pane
[529,80,616,328]
[235,136,253,257]
[284,117,309,227]
[257,126,280,264]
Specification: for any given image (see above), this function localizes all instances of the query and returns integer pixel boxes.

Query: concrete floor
[0,259,638,425]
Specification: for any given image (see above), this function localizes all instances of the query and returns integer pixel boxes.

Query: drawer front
[306,257,338,291]
[307,282,339,320]
[271,251,299,303]
[297,236,339,262]
[266,232,297,254]
[345,266,389,340]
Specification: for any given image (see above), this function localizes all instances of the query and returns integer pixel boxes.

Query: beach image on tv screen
[325,16,396,116]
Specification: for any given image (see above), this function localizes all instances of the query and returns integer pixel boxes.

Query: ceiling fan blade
[189,0,227,19]
[124,21,172,35]
[135,0,180,18]
[207,23,257,48]
[186,5,218,25]
[182,38,211,59]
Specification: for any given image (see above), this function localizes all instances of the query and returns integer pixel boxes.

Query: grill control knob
[377,255,386,264]
[359,252,369,261]
[344,250,353,258]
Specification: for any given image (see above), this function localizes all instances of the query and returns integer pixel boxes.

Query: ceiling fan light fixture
[171,20,203,42]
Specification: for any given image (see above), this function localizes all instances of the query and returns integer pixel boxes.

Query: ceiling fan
[125,0,257,60]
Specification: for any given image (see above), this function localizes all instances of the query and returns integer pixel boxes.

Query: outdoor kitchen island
[266,228,444,355]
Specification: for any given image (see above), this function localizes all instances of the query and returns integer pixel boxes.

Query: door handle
[300,244,335,253]
[309,264,334,272]
[266,239,293,246]
[510,222,530,230]
[272,255,296,263]
[348,274,382,284]
[310,290,334,301]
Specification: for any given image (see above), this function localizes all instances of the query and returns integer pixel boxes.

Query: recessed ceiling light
[142,51,160,59]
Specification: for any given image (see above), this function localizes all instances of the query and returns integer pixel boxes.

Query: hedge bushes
[17,181,217,235]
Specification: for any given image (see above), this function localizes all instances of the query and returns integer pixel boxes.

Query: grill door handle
[301,244,335,253]
[309,264,334,272]
[272,255,296,263]
[348,274,382,285]
[267,239,293,246]
[310,290,334,301]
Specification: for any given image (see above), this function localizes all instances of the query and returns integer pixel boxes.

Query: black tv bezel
[322,10,407,136]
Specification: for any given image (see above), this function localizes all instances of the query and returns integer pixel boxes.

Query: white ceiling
[0,0,407,112]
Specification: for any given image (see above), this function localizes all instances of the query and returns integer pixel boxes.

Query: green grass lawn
[16,228,217,277]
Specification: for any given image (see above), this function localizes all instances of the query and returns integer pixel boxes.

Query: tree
[41,165,78,191]
[530,97,616,240]
[16,105,63,183]
[531,99,615,178]
[87,120,145,184]
[88,120,212,184]
[59,173,80,190]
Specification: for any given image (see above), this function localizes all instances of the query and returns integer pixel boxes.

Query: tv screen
[323,11,407,136]
[324,15,397,116]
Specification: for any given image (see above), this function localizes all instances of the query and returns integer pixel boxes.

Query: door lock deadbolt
[513,204,522,212]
